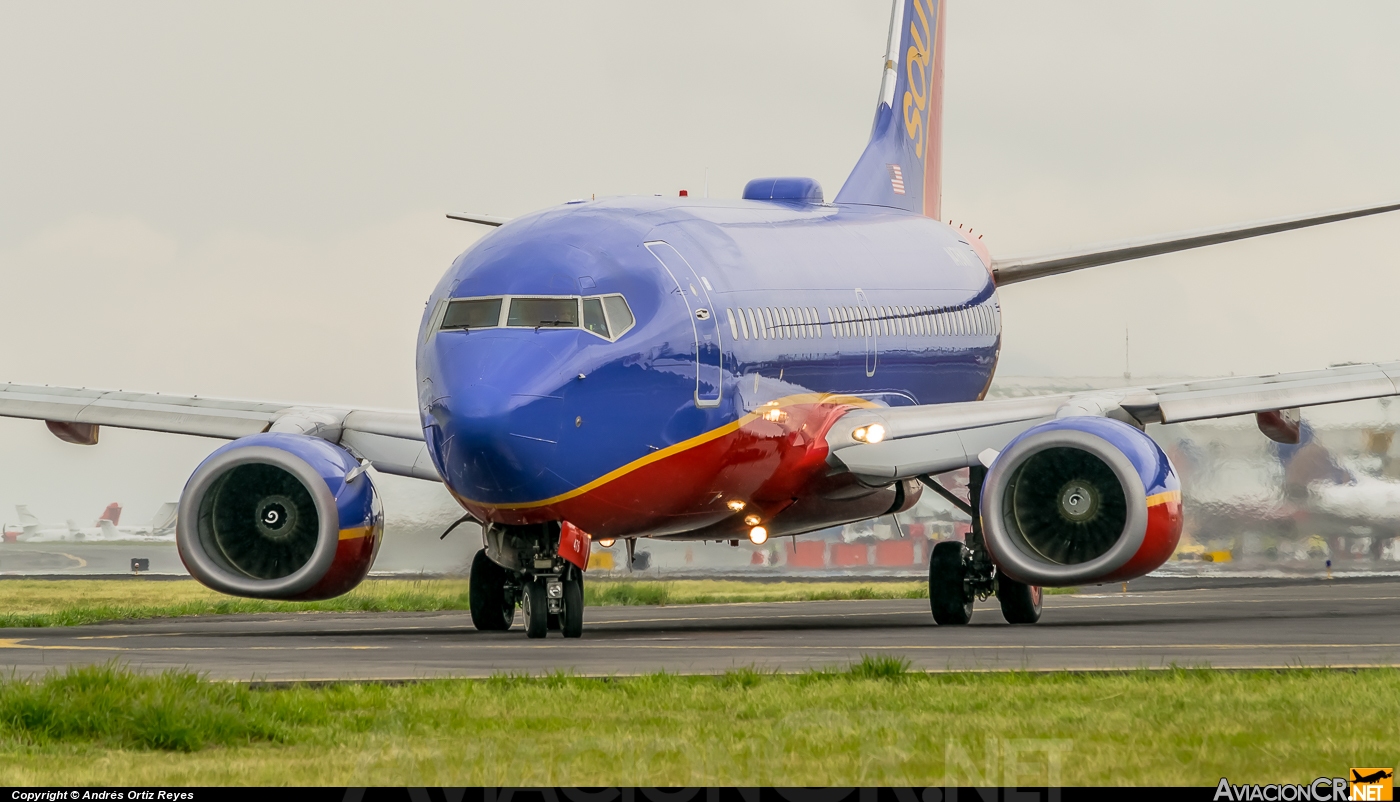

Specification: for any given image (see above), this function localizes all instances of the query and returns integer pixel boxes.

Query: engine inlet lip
[178,445,341,598]
[982,427,1148,586]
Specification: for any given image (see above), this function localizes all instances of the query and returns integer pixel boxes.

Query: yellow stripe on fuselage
[338,526,372,541]
[463,392,880,511]
[1146,490,1181,507]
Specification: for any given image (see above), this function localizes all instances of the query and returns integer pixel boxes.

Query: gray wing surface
[0,383,438,482]
[828,361,1400,484]
[992,200,1400,285]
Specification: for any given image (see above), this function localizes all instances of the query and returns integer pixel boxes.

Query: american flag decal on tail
[887,164,906,195]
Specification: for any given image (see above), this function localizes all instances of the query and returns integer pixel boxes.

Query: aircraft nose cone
[428,333,570,501]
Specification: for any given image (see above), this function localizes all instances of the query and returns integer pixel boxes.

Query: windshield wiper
[534,320,574,331]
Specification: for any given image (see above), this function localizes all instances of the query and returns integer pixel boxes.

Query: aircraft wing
[0,383,438,481]
[827,361,1400,484]
[992,199,1400,285]
[445,212,510,227]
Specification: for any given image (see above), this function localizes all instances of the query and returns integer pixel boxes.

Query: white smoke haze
[2,1,1399,526]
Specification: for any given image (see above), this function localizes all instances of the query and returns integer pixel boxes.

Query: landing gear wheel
[996,574,1043,624]
[561,565,584,638]
[929,540,974,626]
[469,549,514,631]
[523,578,549,639]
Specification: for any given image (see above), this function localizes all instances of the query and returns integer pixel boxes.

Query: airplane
[1352,770,1393,784]
[3,0,1400,638]
[1175,420,1400,564]
[10,503,178,542]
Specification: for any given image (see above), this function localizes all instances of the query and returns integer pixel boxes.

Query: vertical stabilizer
[99,502,122,525]
[16,505,40,527]
[835,0,947,218]
[16,505,40,536]
[150,502,178,534]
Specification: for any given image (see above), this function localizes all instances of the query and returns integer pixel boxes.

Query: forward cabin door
[645,241,723,407]
[855,288,876,377]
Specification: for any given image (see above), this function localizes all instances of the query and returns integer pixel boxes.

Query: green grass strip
[0,578,974,628]
[0,660,1395,786]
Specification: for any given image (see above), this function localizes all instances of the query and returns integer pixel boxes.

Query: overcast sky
[3,1,1399,522]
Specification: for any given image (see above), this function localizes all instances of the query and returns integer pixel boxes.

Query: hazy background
[2,1,1399,525]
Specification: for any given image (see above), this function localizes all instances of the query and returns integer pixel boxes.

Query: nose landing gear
[521,565,584,638]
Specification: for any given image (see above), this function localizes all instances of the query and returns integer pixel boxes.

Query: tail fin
[835,0,947,218]
[16,505,40,527]
[99,502,122,525]
[150,502,178,534]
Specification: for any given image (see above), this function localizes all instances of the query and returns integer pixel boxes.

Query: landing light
[748,526,768,545]
[597,538,615,548]
[852,423,886,444]
[743,514,761,526]
[763,408,787,423]
[727,500,747,512]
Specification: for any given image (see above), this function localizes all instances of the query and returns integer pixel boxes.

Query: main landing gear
[469,539,584,639]
[925,466,1043,626]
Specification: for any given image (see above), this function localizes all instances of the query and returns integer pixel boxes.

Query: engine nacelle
[981,417,1182,586]
[177,433,384,600]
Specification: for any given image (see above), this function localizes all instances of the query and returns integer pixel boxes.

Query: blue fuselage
[416,195,999,536]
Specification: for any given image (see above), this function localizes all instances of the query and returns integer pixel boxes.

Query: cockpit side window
[440,297,503,331]
[601,295,635,338]
[582,297,608,336]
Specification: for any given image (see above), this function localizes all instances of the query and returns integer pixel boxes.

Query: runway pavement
[1,579,1397,681]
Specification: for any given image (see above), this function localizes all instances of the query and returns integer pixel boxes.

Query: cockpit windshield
[440,298,502,330]
[507,297,578,328]
[437,294,635,340]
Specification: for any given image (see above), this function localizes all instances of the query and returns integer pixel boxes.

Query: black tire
[996,573,1043,624]
[561,566,584,638]
[929,540,973,626]
[469,549,514,631]
[523,579,549,639]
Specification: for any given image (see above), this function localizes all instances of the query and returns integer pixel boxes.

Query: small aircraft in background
[5,503,178,543]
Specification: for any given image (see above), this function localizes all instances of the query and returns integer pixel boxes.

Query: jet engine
[176,432,384,600]
[981,416,1182,586]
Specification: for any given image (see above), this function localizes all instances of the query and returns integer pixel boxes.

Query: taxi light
[597,538,615,547]
[865,423,887,444]
[743,514,761,526]
[763,408,787,422]
[727,500,747,512]
[748,526,768,545]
